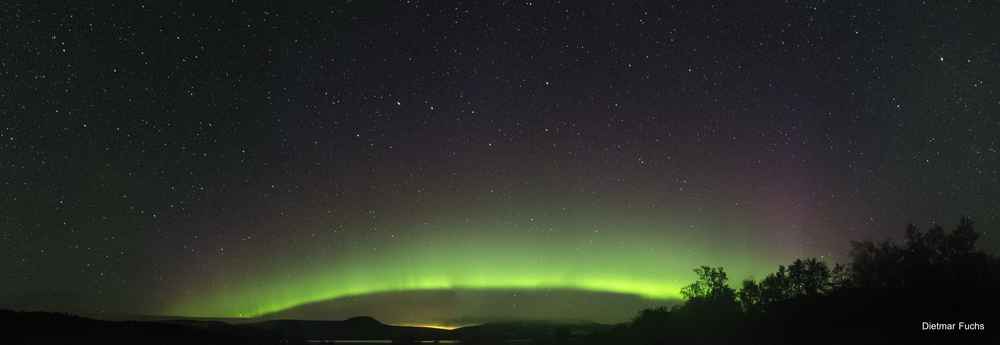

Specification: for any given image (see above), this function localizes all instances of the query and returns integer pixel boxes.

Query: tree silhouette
[679,266,739,315]
[848,239,904,288]
[829,262,851,289]
[621,217,999,345]
[737,278,762,314]
[786,258,831,296]
[849,216,991,289]
[758,265,791,306]
[680,266,733,301]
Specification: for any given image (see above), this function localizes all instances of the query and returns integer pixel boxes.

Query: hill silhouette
[1,310,598,344]
[249,316,451,341]
[4,217,997,344]
[1,310,462,344]
[0,309,290,345]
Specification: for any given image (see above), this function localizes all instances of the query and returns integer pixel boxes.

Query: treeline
[589,217,999,345]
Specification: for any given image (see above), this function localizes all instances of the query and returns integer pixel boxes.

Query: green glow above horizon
[166,217,784,318]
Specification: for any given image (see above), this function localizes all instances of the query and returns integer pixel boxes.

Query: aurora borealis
[3,1,999,327]
[166,212,780,318]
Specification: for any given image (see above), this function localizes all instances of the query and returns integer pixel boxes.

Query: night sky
[2,1,998,327]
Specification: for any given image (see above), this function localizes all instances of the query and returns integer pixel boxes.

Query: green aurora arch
[165,218,784,318]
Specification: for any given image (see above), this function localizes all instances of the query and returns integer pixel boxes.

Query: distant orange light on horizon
[394,322,470,330]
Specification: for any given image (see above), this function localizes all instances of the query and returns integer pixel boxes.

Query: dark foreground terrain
[2,309,289,345]
[2,310,461,344]
[5,218,1000,345]
[4,301,997,345]
[1,310,610,344]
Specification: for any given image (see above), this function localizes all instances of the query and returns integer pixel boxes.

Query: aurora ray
[166,217,783,318]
